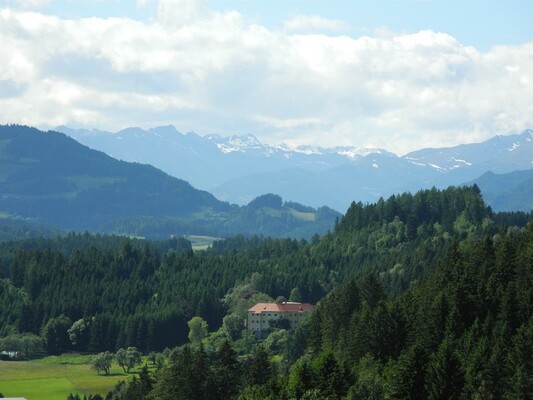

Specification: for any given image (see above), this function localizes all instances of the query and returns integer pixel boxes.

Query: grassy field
[0,354,140,400]
[287,208,316,222]
[184,234,221,251]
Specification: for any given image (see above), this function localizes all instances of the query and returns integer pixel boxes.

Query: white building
[247,302,314,337]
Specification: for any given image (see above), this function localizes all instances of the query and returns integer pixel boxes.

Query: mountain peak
[54,124,71,133]
[150,125,182,136]
[520,128,533,138]
[333,146,395,159]
[293,145,324,155]
[116,127,147,137]
[207,133,263,154]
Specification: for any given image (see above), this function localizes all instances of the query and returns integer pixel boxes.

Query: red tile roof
[248,302,314,313]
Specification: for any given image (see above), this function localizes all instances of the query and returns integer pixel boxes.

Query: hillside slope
[0,125,338,238]
[0,125,227,232]
[469,169,533,212]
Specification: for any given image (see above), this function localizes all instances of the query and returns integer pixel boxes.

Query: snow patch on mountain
[208,133,263,153]
[452,158,472,166]
[333,146,386,159]
[293,145,323,155]
[429,163,446,172]
[203,133,389,160]
[218,145,239,154]
[507,142,520,151]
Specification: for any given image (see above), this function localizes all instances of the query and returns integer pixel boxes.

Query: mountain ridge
[55,125,533,212]
[469,169,533,212]
[0,125,340,239]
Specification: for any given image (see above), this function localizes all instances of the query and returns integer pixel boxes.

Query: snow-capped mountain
[404,129,533,173]
[400,129,533,192]
[57,125,390,188]
[56,126,533,212]
[206,133,265,154]
[205,132,391,160]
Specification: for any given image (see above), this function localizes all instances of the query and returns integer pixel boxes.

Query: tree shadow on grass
[98,372,127,377]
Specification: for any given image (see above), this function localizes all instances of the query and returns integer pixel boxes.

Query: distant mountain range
[57,125,533,212]
[56,125,389,193]
[0,125,340,239]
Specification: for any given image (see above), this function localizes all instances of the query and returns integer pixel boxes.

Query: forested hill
[128,220,532,400]
[106,190,531,400]
[0,186,529,346]
[0,186,531,399]
[338,184,490,235]
[302,220,533,399]
[0,125,339,239]
[0,125,227,229]
[0,218,61,242]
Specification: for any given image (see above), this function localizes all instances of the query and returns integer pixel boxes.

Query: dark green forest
[0,218,61,243]
[0,186,532,398]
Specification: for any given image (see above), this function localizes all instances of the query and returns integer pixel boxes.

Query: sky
[0,0,532,154]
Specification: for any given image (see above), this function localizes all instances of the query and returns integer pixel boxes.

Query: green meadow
[0,354,141,400]
[184,234,221,250]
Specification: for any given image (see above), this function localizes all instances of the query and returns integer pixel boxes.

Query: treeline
[0,231,191,276]
[338,184,491,234]
[100,200,340,241]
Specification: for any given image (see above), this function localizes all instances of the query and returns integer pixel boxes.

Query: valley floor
[0,355,137,400]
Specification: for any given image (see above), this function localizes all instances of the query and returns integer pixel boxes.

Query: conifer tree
[425,336,464,400]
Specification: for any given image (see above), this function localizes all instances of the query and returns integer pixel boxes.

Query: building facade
[246,302,314,337]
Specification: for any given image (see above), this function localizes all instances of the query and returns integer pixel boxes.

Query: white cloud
[0,1,532,154]
[157,0,207,26]
[137,0,154,7]
[284,15,350,34]
[16,0,49,8]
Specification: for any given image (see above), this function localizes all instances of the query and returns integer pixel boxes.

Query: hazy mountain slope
[58,125,226,188]
[0,125,228,231]
[469,169,533,212]
[213,153,442,211]
[405,129,533,182]
[56,125,390,191]
[0,125,339,239]
[410,129,533,198]
[405,129,533,172]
